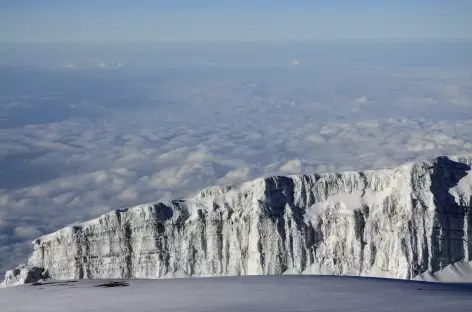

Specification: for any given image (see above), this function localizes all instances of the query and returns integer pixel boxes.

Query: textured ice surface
[0,265,45,288]
[0,276,471,312]
[5,155,472,284]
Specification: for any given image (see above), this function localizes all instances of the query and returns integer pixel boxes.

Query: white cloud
[91,170,109,184]
[14,226,42,239]
[61,63,75,68]
[94,62,124,69]
[355,96,368,104]
[117,188,138,201]
[291,60,301,66]
[186,148,213,163]
[306,134,327,145]
[52,192,76,205]
[0,196,8,206]
[217,167,252,186]
[148,167,185,189]
[279,159,303,174]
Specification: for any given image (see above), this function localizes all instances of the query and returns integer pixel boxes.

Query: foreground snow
[0,276,471,312]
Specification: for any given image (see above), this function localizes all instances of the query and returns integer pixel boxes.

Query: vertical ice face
[16,155,472,282]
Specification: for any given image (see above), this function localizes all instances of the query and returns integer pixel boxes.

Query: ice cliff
[3,155,472,285]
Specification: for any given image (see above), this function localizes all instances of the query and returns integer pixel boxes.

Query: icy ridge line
[2,154,472,287]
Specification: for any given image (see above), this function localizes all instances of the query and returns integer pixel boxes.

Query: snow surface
[0,276,471,312]
[4,155,472,285]
[415,260,472,283]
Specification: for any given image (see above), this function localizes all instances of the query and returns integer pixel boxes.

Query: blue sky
[1,1,471,42]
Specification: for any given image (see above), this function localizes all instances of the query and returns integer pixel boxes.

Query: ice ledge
[0,265,47,288]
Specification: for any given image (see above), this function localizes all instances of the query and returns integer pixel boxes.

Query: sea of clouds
[0,41,471,274]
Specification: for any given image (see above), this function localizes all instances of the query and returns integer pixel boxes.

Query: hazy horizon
[2,1,472,42]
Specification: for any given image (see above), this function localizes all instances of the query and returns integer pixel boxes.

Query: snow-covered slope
[4,155,472,285]
[1,276,471,312]
[414,260,472,283]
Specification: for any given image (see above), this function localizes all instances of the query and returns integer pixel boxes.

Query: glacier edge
[3,154,472,286]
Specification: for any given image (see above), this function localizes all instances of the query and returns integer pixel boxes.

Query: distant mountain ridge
[2,154,472,287]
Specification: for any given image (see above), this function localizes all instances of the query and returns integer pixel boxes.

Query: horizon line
[1,38,472,44]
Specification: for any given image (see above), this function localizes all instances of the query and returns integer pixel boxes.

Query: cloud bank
[0,42,471,275]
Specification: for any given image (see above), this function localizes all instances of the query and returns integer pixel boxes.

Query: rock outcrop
[4,155,472,285]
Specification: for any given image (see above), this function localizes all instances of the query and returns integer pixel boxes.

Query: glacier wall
[21,155,472,281]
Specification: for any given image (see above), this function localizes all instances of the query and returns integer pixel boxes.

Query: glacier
[2,155,472,286]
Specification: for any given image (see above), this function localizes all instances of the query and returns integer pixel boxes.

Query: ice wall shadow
[429,156,471,271]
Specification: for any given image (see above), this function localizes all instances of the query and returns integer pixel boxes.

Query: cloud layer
[0,45,471,274]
